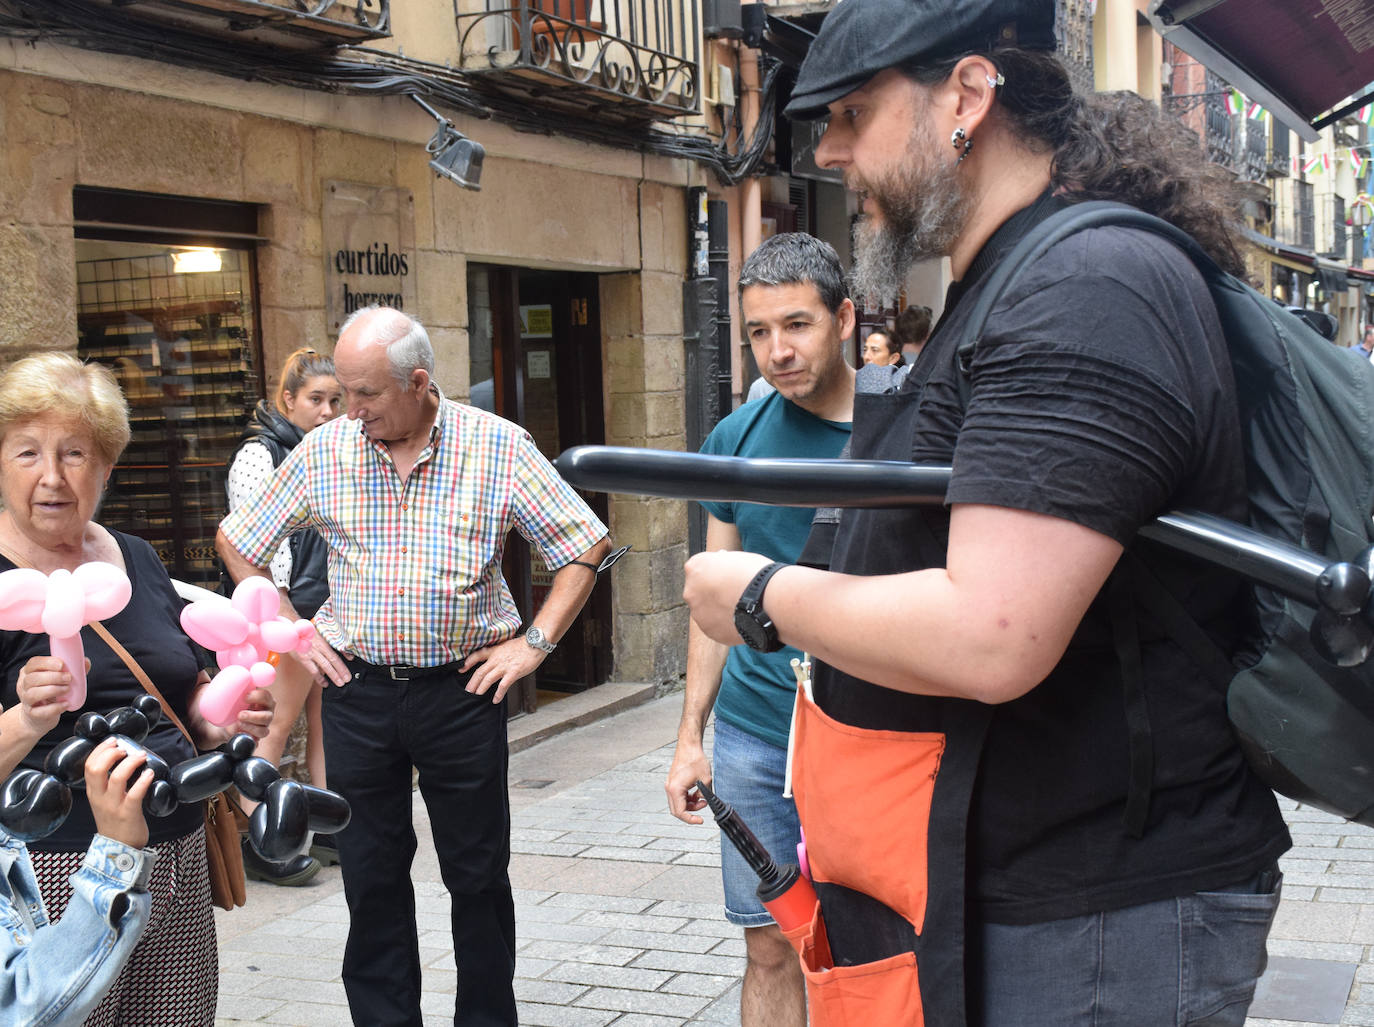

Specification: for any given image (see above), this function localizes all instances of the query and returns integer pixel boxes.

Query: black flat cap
[785,0,1058,121]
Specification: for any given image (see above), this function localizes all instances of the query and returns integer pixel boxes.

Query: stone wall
[0,63,696,689]
[600,174,691,685]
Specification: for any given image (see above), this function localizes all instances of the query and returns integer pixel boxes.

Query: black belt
[348,658,465,682]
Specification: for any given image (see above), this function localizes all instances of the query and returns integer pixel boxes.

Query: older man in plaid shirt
[218,305,610,1027]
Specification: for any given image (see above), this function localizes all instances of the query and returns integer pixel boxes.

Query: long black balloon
[0,699,351,855]
[555,446,1351,613]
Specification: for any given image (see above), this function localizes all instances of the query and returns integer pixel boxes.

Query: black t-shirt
[817,199,1291,924]
[1,531,204,850]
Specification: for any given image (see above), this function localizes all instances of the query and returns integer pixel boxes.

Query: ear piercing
[986,72,1005,89]
[951,127,973,165]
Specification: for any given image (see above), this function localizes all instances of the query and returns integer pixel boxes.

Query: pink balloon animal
[179,577,315,727]
[0,562,133,711]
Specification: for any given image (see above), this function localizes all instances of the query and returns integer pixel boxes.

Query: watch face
[733,608,773,651]
[525,627,555,653]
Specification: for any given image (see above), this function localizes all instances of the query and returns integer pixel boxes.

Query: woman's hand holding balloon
[13,655,81,737]
[180,577,315,728]
[231,685,275,743]
[0,563,132,712]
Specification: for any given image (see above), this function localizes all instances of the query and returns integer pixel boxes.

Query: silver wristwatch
[524,626,557,654]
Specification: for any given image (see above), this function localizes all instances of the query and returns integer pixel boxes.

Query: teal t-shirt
[700,391,851,749]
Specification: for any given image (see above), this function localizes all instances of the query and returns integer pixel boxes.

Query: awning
[1241,225,1315,264]
[1241,227,1370,289]
[1315,258,1352,295]
[1148,0,1374,143]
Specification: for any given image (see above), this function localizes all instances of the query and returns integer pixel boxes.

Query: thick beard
[848,125,973,309]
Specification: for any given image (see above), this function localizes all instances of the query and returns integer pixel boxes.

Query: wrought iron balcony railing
[455,0,699,122]
[1268,120,1291,177]
[1320,193,1348,261]
[1237,118,1267,183]
[1203,96,1234,167]
[1273,178,1316,252]
[78,0,390,49]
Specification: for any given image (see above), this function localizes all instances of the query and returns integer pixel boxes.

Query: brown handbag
[89,621,248,911]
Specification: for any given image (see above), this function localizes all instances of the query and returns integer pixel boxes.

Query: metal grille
[455,0,700,121]
[75,243,259,591]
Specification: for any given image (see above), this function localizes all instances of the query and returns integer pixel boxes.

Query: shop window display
[75,240,261,590]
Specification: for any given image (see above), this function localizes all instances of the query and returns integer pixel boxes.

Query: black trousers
[321,665,516,1027]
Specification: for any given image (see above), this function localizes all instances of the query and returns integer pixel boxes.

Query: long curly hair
[908,49,1246,276]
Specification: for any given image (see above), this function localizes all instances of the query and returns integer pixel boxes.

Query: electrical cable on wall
[0,0,780,185]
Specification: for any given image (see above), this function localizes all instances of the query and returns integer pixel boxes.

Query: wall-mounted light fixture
[171,247,222,274]
[410,95,485,192]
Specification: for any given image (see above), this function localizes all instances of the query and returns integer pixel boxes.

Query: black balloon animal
[0,694,350,860]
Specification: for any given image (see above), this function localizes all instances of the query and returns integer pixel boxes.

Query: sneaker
[242,838,321,887]
[309,833,342,867]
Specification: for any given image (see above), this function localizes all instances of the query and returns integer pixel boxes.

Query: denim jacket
[0,830,154,1027]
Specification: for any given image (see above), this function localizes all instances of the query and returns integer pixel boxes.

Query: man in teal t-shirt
[666,233,854,1027]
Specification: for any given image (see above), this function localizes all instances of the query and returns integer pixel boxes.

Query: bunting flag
[1303,153,1321,175]
[1292,154,1301,177]
[1358,104,1374,125]
[1225,89,1244,116]
[1247,101,1265,120]
[1354,150,1368,177]
[1321,152,1332,174]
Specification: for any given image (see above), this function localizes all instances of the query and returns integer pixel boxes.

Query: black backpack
[955,200,1374,828]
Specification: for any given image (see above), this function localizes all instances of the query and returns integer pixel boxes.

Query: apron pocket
[802,950,924,1027]
[793,692,945,933]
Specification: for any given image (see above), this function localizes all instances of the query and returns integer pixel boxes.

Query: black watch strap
[740,561,787,608]
[734,562,788,652]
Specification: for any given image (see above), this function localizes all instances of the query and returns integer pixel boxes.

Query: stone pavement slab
[215,694,1373,1026]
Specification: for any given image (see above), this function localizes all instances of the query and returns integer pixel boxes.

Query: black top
[1,531,203,850]
[817,197,1290,924]
[228,401,329,619]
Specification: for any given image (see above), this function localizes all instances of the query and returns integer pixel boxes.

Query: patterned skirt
[30,826,218,1026]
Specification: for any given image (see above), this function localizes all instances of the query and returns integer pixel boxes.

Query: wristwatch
[733,562,787,652]
[524,626,557,654]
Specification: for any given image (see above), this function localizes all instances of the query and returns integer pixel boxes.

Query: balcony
[1237,118,1267,184]
[1055,0,1095,97]
[1273,178,1316,253]
[1268,120,1291,178]
[455,0,699,123]
[76,0,389,49]
[1319,193,1348,262]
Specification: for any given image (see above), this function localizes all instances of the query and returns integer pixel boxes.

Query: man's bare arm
[666,515,739,825]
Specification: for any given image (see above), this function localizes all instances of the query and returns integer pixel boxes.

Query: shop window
[73,187,264,591]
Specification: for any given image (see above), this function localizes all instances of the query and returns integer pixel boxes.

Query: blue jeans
[713,719,802,928]
[972,865,1282,1026]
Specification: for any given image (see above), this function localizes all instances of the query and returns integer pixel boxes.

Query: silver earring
[951,127,973,164]
[986,72,1004,89]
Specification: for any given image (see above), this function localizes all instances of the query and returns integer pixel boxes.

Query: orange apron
[785,678,991,1026]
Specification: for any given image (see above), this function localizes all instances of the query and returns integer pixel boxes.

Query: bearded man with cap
[682,2,1290,1024]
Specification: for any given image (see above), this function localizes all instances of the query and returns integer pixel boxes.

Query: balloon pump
[696,778,819,935]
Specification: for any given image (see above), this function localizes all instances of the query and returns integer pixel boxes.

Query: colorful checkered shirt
[219,388,608,666]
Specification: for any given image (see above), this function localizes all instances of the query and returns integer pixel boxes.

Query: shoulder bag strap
[87,620,196,748]
[0,537,197,748]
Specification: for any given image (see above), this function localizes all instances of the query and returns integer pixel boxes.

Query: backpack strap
[1107,563,1153,838]
[1121,552,1236,690]
[953,200,1219,375]
[1110,552,1240,838]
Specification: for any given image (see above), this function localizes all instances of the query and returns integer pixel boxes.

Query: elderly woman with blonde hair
[0,351,274,1026]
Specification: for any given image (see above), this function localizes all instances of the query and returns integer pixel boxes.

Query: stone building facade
[0,1,708,708]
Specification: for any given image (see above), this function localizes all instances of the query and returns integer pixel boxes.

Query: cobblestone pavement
[215,694,1372,1026]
